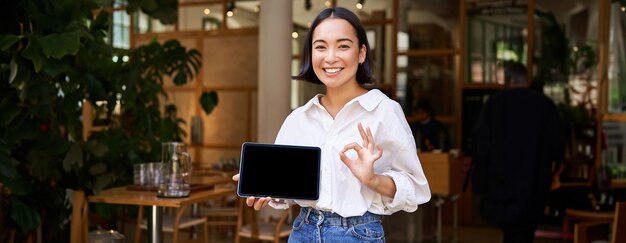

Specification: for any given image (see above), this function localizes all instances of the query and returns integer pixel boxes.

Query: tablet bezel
[236,142,321,200]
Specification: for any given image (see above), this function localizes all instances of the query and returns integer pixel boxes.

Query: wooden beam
[457,0,467,151]
[595,0,611,182]
[526,0,535,81]
[462,83,504,90]
[164,85,257,92]
[222,0,228,29]
[603,114,626,122]
[398,49,459,57]
[133,27,258,42]
[390,0,398,99]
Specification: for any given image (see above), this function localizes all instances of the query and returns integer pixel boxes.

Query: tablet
[237,142,321,200]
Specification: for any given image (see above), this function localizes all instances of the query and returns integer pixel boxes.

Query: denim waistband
[300,207,383,227]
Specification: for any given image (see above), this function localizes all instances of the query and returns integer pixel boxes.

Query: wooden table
[418,152,463,243]
[190,174,235,185]
[88,180,235,243]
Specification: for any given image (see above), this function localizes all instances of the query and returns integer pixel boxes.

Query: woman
[235,7,430,242]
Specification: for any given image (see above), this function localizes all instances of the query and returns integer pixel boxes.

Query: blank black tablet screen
[238,143,320,200]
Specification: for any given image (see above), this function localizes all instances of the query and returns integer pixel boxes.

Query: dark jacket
[410,118,450,152]
[472,88,565,226]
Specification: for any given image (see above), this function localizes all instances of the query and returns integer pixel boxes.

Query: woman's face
[311,18,366,89]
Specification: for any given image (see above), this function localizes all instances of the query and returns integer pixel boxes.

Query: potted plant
[0,0,217,241]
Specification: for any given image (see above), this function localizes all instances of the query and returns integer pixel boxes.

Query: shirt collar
[301,89,385,112]
[300,94,325,111]
[355,89,385,111]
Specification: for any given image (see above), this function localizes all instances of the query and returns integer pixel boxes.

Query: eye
[314,45,326,50]
[339,44,350,49]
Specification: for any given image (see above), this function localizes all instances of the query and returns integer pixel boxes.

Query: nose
[324,49,337,63]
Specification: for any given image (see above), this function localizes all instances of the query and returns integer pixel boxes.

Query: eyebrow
[312,38,354,44]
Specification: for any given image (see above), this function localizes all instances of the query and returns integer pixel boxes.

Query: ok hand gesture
[339,123,383,186]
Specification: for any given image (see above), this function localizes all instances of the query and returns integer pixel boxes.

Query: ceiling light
[325,1,331,7]
[292,31,299,39]
[203,8,210,15]
[357,0,365,9]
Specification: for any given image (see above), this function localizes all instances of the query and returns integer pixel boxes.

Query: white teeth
[324,68,342,73]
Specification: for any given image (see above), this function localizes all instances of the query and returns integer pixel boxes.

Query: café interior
[2,0,626,242]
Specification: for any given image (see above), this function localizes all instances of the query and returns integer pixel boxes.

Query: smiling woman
[234,7,431,243]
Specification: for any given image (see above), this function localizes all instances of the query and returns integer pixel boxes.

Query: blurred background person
[471,62,566,243]
[410,98,450,152]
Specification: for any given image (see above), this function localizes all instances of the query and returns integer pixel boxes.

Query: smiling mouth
[324,68,343,74]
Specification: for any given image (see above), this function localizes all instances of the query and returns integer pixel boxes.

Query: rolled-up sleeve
[380,135,431,213]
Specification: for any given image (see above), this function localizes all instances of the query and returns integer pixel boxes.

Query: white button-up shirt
[272,89,431,217]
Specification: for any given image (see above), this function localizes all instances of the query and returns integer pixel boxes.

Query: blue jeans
[288,207,385,243]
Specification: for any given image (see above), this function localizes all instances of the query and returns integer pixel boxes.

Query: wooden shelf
[603,113,626,122]
[398,48,460,57]
[462,82,504,90]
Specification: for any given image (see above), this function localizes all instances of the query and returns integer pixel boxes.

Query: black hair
[292,7,374,84]
[416,99,435,117]
[504,62,528,86]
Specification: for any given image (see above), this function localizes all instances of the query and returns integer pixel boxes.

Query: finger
[358,123,369,147]
[246,197,256,207]
[343,142,363,153]
[375,144,384,159]
[339,151,351,166]
[254,197,270,210]
[232,174,240,181]
[262,198,271,208]
[366,127,375,151]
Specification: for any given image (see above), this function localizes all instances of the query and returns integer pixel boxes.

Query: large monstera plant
[0,0,217,241]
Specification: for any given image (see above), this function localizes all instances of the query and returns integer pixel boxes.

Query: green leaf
[0,95,21,126]
[93,173,115,194]
[0,34,21,51]
[0,155,19,179]
[3,175,32,196]
[199,91,218,115]
[10,198,41,233]
[140,0,158,12]
[172,71,186,85]
[63,143,83,172]
[85,140,109,157]
[9,58,18,84]
[39,32,81,59]
[21,37,44,73]
[89,163,107,175]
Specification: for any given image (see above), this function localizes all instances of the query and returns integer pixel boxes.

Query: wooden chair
[562,207,614,241]
[573,201,625,243]
[134,205,209,243]
[234,199,296,243]
[200,192,239,232]
[194,173,239,233]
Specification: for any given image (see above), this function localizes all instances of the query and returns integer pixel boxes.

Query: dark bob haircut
[292,7,374,84]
